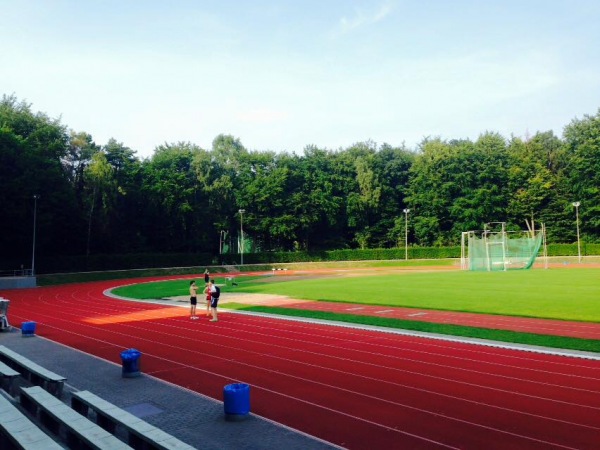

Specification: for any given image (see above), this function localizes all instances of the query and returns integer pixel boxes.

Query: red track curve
[1,277,599,449]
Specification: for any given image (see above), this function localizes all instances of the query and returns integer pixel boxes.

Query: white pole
[573,202,581,263]
[542,223,548,269]
[405,210,408,261]
[239,209,245,265]
[219,230,226,254]
[502,222,507,271]
[31,195,39,276]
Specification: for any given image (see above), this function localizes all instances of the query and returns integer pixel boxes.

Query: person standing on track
[203,282,211,317]
[189,280,198,320]
[204,269,210,284]
[209,279,220,322]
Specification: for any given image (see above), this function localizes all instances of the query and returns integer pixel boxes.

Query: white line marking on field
[375,310,394,314]
[346,307,365,311]
[408,312,428,317]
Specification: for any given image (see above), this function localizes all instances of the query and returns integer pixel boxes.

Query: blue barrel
[21,321,36,337]
[120,348,141,378]
[223,383,250,420]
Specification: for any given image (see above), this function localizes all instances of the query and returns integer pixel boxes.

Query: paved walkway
[0,329,339,450]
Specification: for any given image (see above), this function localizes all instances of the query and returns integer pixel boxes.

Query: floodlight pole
[31,195,40,276]
[403,208,410,261]
[572,202,581,263]
[239,209,245,266]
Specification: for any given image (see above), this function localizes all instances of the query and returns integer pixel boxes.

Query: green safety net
[468,232,543,271]
[221,235,257,255]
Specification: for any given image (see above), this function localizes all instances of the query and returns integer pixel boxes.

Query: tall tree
[562,110,600,242]
[141,142,202,252]
[406,138,456,246]
[506,131,570,241]
[84,152,115,255]
[374,144,414,248]
[0,95,78,265]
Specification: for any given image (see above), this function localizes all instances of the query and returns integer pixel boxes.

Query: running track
[260,299,600,340]
[2,278,600,449]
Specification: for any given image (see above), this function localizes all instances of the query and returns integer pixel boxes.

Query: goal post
[461,223,546,271]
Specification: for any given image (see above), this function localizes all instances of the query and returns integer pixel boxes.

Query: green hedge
[546,243,600,256]
[31,252,213,274]
[243,247,462,264]
[241,243,599,265]
[4,243,599,275]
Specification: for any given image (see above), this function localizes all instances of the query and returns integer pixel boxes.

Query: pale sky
[2,0,599,158]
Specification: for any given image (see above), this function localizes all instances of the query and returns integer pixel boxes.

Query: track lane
[2,281,600,449]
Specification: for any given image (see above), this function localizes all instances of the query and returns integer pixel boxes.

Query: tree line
[1,94,598,269]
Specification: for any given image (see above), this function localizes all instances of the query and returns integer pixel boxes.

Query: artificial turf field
[114,266,600,322]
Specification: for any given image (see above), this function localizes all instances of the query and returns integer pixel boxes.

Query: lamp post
[238,209,245,265]
[572,202,581,263]
[31,195,40,276]
[402,208,410,261]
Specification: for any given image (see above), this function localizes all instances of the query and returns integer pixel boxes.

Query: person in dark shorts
[209,279,219,322]
[203,282,211,317]
[204,269,210,284]
[189,280,198,320]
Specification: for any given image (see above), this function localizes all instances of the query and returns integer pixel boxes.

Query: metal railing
[0,269,34,277]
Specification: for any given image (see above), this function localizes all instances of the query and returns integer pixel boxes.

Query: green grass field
[114,268,600,322]
[243,269,600,322]
[111,267,600,352]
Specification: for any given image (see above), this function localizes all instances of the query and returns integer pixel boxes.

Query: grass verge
[223,304,600,353]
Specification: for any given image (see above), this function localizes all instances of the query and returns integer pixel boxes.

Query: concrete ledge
[0,277,37,289]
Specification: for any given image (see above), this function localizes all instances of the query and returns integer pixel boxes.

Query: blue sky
[2,0,599,158]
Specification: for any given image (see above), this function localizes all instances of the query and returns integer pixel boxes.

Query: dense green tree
[506,131,572,242]
[0,95,80,266]
[100,139,146,252]
[406,138,458,245]
[407,133,511,245]
[1,93,599,271]
[374,144,414,248]
[283,147,346,250]
[140,143,203,252]
[562,110,600,242]
[84,152,116,254]
[459,132,510,231]
[345,142,382,249]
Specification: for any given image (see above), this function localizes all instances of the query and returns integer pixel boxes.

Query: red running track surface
[2,279,600,449]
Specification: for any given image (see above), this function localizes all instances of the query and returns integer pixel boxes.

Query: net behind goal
[461,226,545,271]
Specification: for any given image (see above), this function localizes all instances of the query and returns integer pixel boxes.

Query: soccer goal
[460,222,547,271]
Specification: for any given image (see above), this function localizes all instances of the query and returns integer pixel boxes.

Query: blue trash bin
[21,321,36,337]
[120,348,141,378]
[223,383,250,421]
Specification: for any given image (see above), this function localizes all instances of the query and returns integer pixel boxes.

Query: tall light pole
[238,209,245,265]
[403,208,410,261]
[572,202,581,263]
[31,195,40,276]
